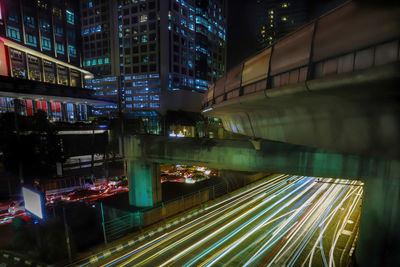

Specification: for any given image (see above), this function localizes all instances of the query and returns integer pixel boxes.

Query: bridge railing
[203,1,400,109]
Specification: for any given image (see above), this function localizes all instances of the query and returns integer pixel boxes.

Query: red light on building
[0,41,9,76]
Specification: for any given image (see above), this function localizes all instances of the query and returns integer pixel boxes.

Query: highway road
[80,174,363,267]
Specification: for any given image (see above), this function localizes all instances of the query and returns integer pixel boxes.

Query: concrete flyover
[202,1,400,160]
[199,3,400,262]
[123,134,400,266]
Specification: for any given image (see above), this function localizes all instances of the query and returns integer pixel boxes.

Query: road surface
[78,174,363,267]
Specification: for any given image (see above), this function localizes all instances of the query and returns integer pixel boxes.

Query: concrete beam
[205,63,400,160]
[123,135,400,182]
[124,135,400,265]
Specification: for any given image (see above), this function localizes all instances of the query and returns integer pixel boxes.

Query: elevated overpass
[121,2,400,266]
[202,1,400,160]
[198,2,400,265]
[122,134,400,266]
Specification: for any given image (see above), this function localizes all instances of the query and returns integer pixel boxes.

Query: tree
[0,111,64,182]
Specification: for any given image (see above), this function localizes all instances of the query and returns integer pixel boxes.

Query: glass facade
[117,0,226,112]
[0,0,94,122]
[80,0,226,117]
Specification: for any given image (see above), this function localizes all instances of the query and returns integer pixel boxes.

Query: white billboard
[22,187,45,220]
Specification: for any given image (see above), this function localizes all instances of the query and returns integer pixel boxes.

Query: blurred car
[8,200,25,215]
[64,189,100,201]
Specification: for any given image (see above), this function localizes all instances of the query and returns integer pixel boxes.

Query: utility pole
[117,76,126,176]
[63,206,72,262]
[91,123,95,178]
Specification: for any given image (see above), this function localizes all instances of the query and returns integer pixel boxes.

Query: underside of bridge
[205,63,400,161]
[122,135,400,266]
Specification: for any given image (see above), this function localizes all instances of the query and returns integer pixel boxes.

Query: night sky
[226,0,349,71]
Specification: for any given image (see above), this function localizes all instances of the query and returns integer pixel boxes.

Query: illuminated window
[7,26,21,41]
[66,10,75,24]
[134,95,148,101]
[25,33,37,47]
[150,95,159,101]
[66,103,74,120]
[92,59,97,65]
[141,35,147,43]
[150,102,160,108]
[140,14,148,23]
[52,7,62,19]
[40,20,50,32]
[88,2,93,8]
[24,16,35,28]
[55,26,63,37]
[42,37,52,51]
[37,0,48,10]
[68,45,76,57]
[8,13,19,23]
[282,3,288,8]
[56,43,65,54]
[36,101,48,113]
[98,58,103,65]
[141,56,149,63]
[104,57,109,64]
[282,16,287,21]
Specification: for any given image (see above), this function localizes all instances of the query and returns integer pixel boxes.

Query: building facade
[80,0,120,117]
[80,0,226,119]
[257,0,310,49]
[0,0,106,121]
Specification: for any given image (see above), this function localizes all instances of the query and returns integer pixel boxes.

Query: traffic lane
[94,175,295,266]
[268,181,362,266]
[266,182,350,266]
[174,179,324,266]
[301,184,362,267]
[113,177,316,266]
[149,180,354,266]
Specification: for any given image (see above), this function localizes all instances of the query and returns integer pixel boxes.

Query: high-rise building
[256,0,348,50]
[257,0,310,49]
[80,0,121,117]
[80,0,226,122]
[194,0,227,90]
[0,0,107,121]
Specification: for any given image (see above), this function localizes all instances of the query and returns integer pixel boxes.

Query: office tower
[257,0,310,49]
[0,0,106,121]
[81,0,226,122]
[80,0,121,117]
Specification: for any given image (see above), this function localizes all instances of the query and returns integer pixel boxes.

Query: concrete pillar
[127,159,161,207]
[357,172,400,266]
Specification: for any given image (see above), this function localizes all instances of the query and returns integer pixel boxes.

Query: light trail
[80,175,362,267]
[101,174,293,267]
[158,177,314,267]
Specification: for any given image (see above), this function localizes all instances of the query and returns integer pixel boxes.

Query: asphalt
[79,174,362,267]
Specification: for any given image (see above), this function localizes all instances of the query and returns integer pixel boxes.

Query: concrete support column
[357,170,400,266]
[127,159,161,207]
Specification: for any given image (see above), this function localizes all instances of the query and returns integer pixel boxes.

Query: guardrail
[203,1,400,109]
